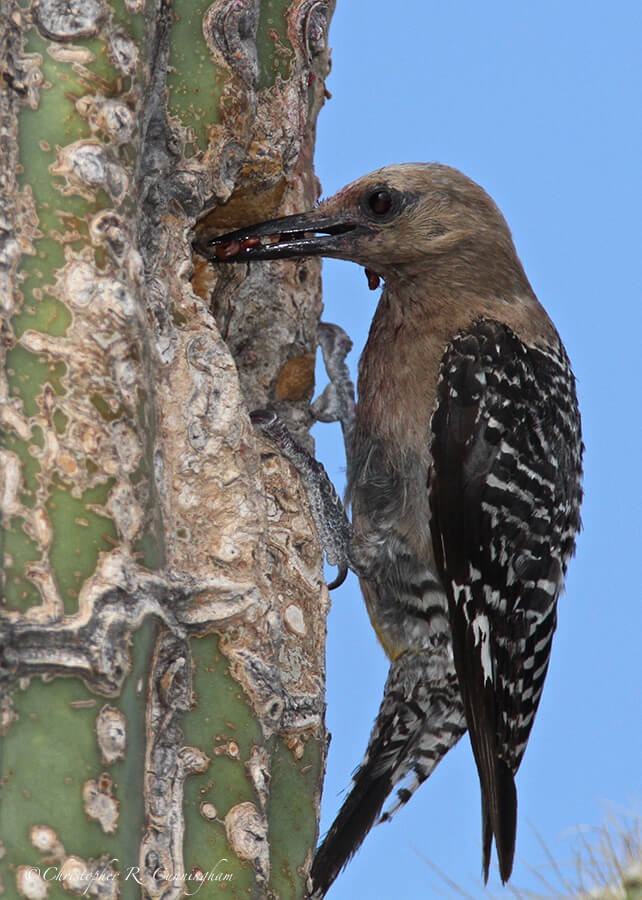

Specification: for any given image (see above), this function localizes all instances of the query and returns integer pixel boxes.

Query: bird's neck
[355,271,558,458]
[355,280,450,456]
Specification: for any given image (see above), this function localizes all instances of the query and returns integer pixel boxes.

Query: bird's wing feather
[429,317,583,883]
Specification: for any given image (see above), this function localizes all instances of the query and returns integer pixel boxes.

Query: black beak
[192,210,359,262]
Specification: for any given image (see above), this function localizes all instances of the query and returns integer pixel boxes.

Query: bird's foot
[250,409,353,589]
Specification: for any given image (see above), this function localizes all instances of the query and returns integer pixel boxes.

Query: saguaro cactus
[1,1,335,896]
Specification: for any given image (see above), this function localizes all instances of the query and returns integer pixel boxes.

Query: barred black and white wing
[429,317,583,883]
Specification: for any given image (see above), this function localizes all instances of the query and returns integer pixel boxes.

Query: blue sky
[310,1,642,897]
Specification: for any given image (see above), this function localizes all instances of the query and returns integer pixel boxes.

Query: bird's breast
[355,287,448,457]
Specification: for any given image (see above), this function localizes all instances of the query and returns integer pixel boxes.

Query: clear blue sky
[310,1,642,897]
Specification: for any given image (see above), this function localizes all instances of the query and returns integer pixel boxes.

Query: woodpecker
[194,164,583,895]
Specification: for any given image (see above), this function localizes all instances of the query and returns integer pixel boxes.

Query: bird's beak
[193,209,360,262]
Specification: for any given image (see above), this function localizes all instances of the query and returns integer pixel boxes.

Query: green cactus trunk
[0,1,335,896]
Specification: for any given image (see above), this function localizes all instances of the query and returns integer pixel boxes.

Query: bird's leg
[251,409,355,588]
[311,322,356,482]
[251,323,364,589]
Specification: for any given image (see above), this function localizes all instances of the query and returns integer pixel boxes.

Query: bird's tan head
[194,163,526,285]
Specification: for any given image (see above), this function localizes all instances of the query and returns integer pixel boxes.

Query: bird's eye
[367,189,392,216]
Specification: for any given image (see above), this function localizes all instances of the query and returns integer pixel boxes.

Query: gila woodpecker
[194,163,584,895]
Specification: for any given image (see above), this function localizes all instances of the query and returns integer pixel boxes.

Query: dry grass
[417,809,642,900]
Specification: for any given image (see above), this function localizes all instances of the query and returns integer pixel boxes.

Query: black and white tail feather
[309,639,466,899]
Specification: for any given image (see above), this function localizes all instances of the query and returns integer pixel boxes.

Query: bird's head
[193,163,522,285]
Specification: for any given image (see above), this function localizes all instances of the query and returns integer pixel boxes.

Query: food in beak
[211,233,288,260]
[214,239,242,259]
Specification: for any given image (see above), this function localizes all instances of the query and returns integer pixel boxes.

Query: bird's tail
[309,754,395,899]
[481,758,517,884]
[308,648,466,898]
